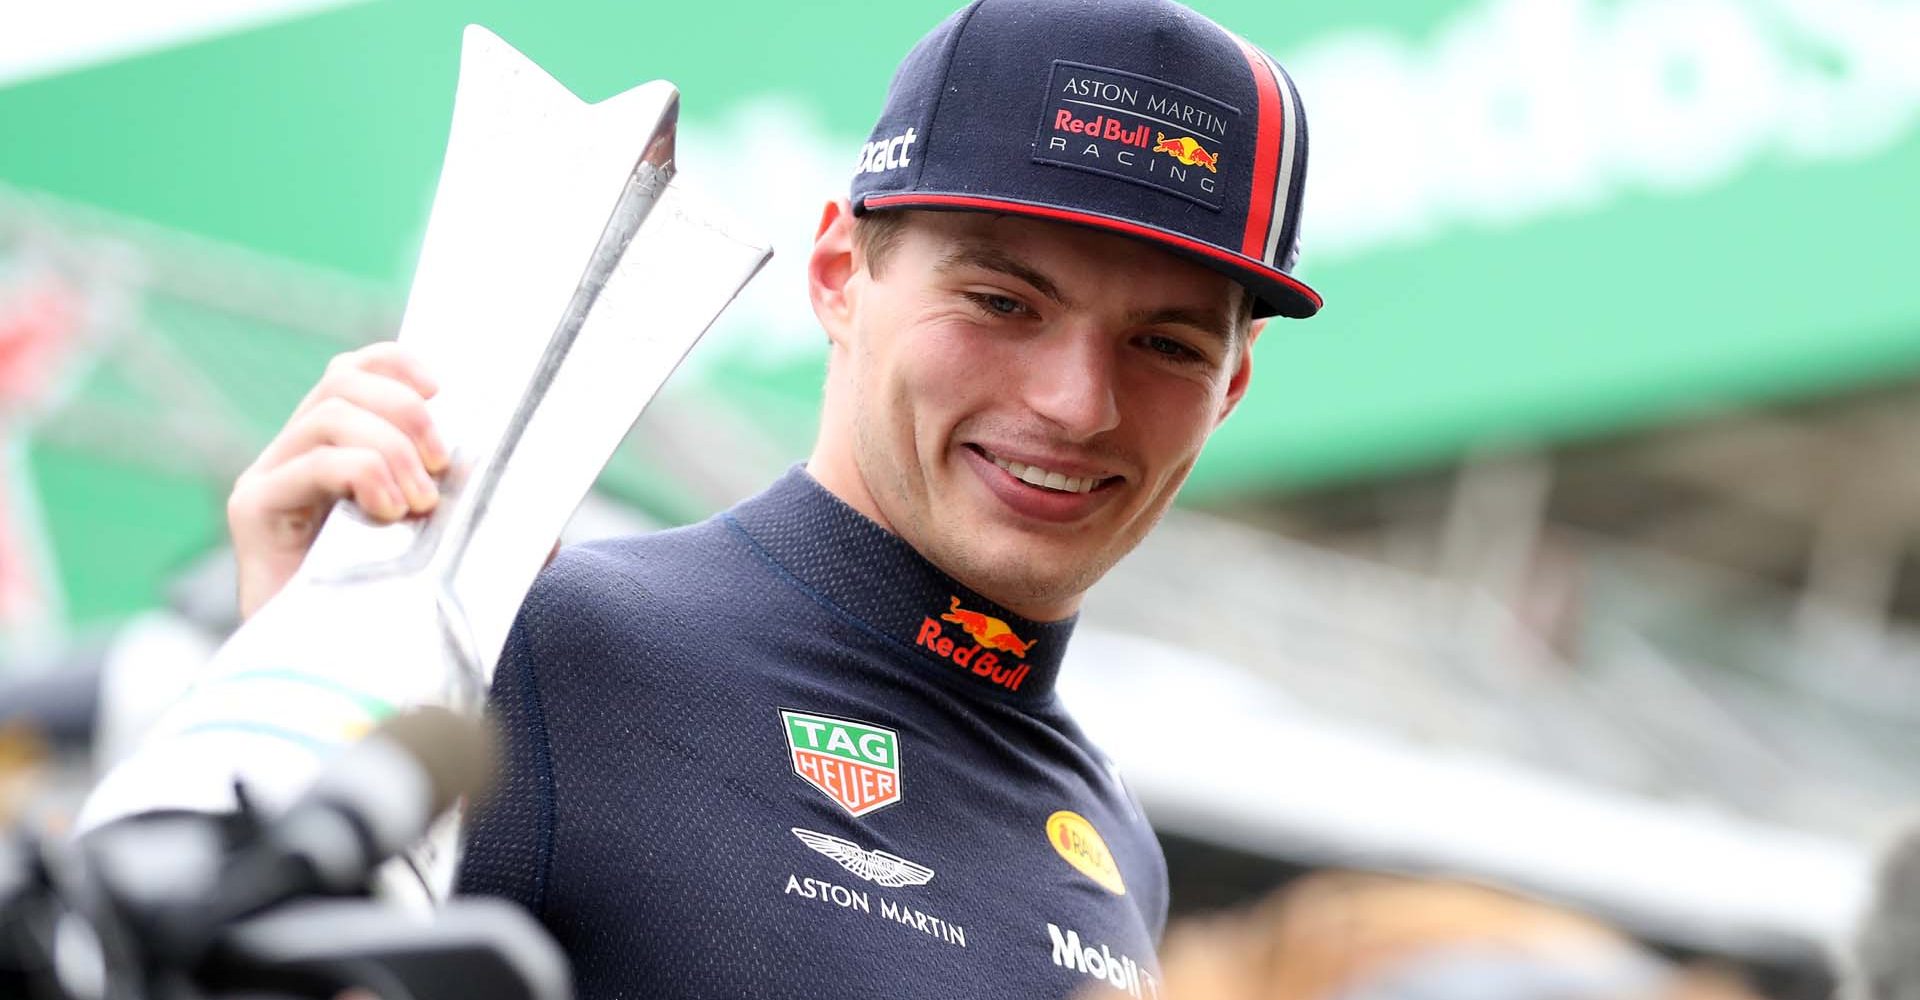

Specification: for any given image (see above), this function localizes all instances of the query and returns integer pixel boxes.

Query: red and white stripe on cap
[1231,34,1303,269]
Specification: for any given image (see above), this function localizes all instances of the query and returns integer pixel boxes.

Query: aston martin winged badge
[791,828,936,888]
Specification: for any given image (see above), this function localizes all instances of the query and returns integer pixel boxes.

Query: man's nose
[1023,329,1121,441]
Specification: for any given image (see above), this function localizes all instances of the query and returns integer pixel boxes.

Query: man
[228,0,1319,995]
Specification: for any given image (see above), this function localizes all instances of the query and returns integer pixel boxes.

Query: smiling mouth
[969,445,1118,495]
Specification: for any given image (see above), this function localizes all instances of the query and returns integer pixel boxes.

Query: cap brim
[858,192,1322,320]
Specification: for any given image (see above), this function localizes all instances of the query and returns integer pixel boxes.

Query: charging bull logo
[941,596,1036,658]
[912,596,1035,692]
[1152,133,1219,172]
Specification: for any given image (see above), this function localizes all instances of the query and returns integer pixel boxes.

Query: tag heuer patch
[780,709,903,817]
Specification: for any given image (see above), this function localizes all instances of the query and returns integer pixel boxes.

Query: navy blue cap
[850,0,1320,320]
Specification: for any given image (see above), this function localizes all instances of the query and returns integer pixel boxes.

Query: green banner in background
[1,0,1917,628]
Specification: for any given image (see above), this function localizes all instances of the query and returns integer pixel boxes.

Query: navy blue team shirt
[458,467,1168,998]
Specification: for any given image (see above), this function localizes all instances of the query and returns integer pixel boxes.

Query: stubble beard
[853,405,1173,619]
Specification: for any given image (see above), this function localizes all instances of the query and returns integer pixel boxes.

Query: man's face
[808,205,1258,621]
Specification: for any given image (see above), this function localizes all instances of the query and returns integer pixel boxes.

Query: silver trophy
[79,26,772,902]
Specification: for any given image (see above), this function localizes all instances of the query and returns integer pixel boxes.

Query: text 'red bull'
[914,596,1035,692]
[1054,109,1152,149]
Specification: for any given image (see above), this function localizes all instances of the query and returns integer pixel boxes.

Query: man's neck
[803,450,895,535]
[799,452,1080,623]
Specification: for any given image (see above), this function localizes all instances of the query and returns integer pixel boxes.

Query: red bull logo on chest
[913,596,1035,693]
[780,709,903,817]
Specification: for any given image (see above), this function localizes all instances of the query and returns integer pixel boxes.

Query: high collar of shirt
[725,467,1073,704]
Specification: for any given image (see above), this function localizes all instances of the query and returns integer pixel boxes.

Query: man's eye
[1143,334,1204,363]
[964,292,1027,317]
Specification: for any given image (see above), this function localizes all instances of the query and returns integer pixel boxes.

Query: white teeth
[985,450,1102,494]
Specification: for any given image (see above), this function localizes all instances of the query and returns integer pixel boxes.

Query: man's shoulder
[514,515,746,640]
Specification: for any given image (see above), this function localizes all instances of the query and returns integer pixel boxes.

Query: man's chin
[923,527,1111,618]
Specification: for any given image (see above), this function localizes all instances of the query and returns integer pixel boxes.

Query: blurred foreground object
[1084,871,1765,1000]
[1842,827,1920,1000]
[0,708,570,1000]
[75,24,769,903]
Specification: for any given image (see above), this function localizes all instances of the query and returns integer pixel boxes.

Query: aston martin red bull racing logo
[1033,60,1236,210]
[781,709,902,817]
[913,596,1035,692]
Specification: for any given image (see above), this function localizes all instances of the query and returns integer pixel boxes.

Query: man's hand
[228,343,450,620]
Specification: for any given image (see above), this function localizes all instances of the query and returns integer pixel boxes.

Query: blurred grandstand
[2,2,1917,998]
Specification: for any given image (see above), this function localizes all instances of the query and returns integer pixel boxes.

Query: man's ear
[809,198,859,347]
[1216,316,1267,427]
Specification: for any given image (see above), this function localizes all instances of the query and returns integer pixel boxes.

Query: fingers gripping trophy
[78,27,772,906]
